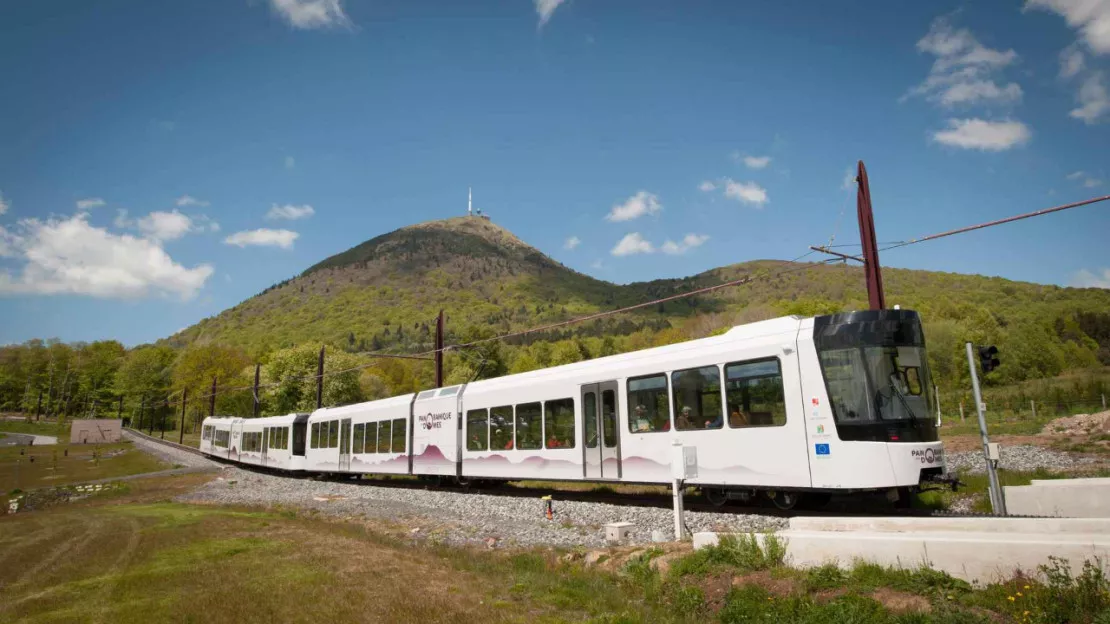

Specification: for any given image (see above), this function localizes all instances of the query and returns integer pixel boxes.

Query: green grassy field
[3,474,1110,623]
[1,440,168,494]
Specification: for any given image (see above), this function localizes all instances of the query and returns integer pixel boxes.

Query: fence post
[209,376,217,418]
[959,402,964,422]
[253,364,261,418]
[316,346,325,409]
[179,389,187,444]
[1031,400,1036,420]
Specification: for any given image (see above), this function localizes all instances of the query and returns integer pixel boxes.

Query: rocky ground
[944,444,1098,475]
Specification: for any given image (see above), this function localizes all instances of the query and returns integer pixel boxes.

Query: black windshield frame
[814,310,939,443]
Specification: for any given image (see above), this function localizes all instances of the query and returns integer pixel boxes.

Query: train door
[261,427,269,465]
[581,381,621,479]
[339,418,352,471]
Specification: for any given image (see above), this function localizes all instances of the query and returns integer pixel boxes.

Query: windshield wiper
[889,383,920,427]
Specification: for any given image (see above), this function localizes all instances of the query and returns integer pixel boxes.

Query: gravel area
[177,467,787,549]
[123,430,219,470]
[945,444,1098,475]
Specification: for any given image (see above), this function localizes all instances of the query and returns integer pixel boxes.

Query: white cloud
[610,232,654,257]
[113,209,133,229]
[907,17,1022,108]
[698,180,717,192]
[1027,0,1110,54]
[842,167,857,191]
[285,156,296,169]
[0,191,9,216]
[931,118,1032,151]
[1085,177,1104,187]
[1067,170,1087,179]
[723,179,769,206]
[590,259,604,270]
[269,0,351,29]
[176,195,209,208]
[563,235,581,250]
[266,203,316,220]
[1073,267,1110,289]
[535,0,566,26]
[661,233,709,256]
[0,225,19,257]
[1060,43,1086,78]
[224,228,299,249]
[137,210,194,242]
[742,155,772,169]
[1070,71,1110,123]
[76,198,105,210]
[0,213,212,300]
[605,191,662,222]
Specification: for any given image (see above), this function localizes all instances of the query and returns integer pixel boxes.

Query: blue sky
[1,0,1108,346]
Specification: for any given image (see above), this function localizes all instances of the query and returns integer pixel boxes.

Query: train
[200,309,951,510]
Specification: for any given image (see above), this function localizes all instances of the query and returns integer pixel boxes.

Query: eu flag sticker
[815,443,830,455]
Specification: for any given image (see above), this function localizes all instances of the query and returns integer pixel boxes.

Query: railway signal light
[978,345,1000,374]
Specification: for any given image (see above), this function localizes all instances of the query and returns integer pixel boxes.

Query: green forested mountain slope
[166,217,1110,390]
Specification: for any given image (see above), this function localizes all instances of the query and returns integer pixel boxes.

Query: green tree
[264,343,364,413]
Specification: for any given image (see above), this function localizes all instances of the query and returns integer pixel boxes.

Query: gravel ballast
[176,466,786,549]
[123,430,219,470]
[945,444,1097,475]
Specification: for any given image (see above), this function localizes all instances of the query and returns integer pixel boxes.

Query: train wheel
[704,487,729,507]
[766,490,799,511]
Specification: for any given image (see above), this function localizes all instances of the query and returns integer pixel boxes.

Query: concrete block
[1030,477,1110,487]
[605,522,634,542]
[694,529,1110,584]
[1006,482,1110,518]
[789,516,1110,534]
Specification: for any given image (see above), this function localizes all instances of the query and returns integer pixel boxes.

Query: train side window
[584,392,598,449]
[328,420,339,449]
[467,409,489,451]
[544,399,575,449]
[353,423,365,454]
[671,366,724,430]
[516,402,542,450]
[391,418,406,453]
[310,423,320,449]
[378,420,392,453]
[490,406,514,450]
[602,390,617,448]
[628,374,671,433]
[725,358,787,428]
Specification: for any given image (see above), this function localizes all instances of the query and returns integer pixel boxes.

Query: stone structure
[69,419,122,444]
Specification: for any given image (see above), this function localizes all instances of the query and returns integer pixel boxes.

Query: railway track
[124,427,975,518]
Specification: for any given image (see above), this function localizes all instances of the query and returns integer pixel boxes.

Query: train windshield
[813,310,939,443]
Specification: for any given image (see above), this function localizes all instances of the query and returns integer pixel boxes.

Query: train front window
[819,346,933,423]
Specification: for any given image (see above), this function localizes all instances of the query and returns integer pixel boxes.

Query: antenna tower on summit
[468,187,472,217]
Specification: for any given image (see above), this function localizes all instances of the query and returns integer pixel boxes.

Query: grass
[1,440,168,494]
[4,474,1110,623]
[0,419,70,439]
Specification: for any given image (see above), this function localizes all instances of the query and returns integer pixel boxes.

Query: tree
[264,343,364,413]
[115,345,175,405]
[173,344,252,418]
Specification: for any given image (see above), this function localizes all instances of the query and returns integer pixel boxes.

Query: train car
[305,397,412,474]
[202,414,309,471]
[202,309,949,509]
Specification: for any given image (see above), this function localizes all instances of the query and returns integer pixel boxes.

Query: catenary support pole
[139,396,146,433]
[316,346,325,409]
[179,389,187,445]
[117,395,124,420]
[967,343,1005,516]
[435,310,444,388]
[209,376,217,418]
[161,399,168,439]
[36,390,43,421]
[673,479,685,541]
[253,364,261,418]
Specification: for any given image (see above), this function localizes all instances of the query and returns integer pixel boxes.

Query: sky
[0,0,1108,347]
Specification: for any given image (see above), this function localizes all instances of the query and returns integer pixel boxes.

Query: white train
[201,310,949,509]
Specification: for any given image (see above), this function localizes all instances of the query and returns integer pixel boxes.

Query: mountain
[168,216,1110,388]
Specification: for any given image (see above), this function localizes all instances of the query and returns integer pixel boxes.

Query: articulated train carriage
[201,309,950,509]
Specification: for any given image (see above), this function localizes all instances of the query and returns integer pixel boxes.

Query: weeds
[669,534,786,578]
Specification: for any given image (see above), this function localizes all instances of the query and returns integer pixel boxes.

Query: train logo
[911,448,942,465]
[815,443,830,456]
[418,411,453,430]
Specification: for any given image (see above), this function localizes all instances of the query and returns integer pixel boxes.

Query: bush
[669,534,786,578]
